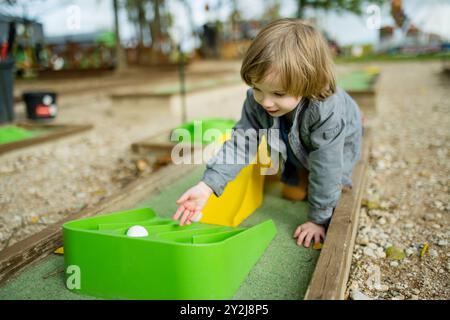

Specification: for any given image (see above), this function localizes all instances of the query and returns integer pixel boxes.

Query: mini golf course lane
[0,166,319,300]
[0,125,47,145]
[337,71,378,92]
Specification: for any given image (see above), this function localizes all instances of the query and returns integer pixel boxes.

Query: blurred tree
[125,0,176,63]
[262,0,282,21]
[125,0,147,49]
[113,0,127,70]
[296,0,387,19]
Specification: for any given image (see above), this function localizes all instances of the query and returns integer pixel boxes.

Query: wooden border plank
[0,163,198,286]
[111,77,242,100]
[0,123,93,156]
[304,129,372,300]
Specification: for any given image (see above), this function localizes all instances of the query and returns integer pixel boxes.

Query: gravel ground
[347,61,450,300]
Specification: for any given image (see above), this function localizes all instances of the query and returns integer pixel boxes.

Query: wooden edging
[131,129,205,156]
[0,163,198,286]
[111,77,242,100]
[304,129,372,300]
[0,123,93,156]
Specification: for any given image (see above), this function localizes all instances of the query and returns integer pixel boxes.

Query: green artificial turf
[0,125,42,144]
[337,71,378,92]
[0,166,319,300]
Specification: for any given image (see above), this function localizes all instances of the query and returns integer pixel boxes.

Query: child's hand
[293,221,325,248]
[173,181,213,226]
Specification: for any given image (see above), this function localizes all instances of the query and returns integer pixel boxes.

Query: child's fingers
[179,209,191,226]
[187,210,198,222]
[296,230,308,246]
[176,190,191,205]
[173,204,186,220]
[304,233,314,248]
[313,233,321,245]
[293,225,302,238]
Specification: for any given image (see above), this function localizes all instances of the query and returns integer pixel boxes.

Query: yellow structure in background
[200,135,272,227]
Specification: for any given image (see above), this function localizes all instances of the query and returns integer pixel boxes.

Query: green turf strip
[0,166,319,300]
[337,71,377,91]
[0,126,41,144]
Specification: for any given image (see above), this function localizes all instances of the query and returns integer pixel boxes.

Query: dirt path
[347,61,450,300]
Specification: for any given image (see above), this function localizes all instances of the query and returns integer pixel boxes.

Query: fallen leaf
[313,242,323,250]
[385,246,406,260]
[420,243,429,258]
[54,247,64,255]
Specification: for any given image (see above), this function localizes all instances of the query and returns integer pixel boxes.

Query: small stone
[374,284,389,292]
[364,247,376,258]
[404,222,414,229]
[412,289,420,295]
[405,248,416,257]
[437,240,448,247]
[390,261,399,267]
[429,249,438,258]
[423,213,435,221]
[351,289,373,300]
[357,236,370,245]
[431,223,441,229]
[378,217,387,225]
[376,248,386,259]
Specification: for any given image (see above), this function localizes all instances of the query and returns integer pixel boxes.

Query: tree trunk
[149,0,162,62]
[297,0,306,19]
[137,0,146,64]
[113,0,126,71]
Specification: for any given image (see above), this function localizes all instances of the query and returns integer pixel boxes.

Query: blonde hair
[241,18,336,100]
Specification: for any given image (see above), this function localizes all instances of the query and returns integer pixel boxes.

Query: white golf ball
[191,212,203,222]
[126,225,149,237]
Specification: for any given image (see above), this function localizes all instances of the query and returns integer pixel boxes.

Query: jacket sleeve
[202,89,262,196]
[307,104,346,225]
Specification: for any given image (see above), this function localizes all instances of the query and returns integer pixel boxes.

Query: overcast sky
[1,0,449,49]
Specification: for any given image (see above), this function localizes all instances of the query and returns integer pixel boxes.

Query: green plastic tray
[63,207,276,299]
[172,118,236,145]
[0,125,39,144]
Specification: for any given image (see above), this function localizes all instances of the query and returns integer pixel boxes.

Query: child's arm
[173,89,262,225]
[293,105,346,247]
[306,103,346,226]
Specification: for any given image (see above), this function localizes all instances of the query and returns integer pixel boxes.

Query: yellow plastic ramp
[200,135,272,227]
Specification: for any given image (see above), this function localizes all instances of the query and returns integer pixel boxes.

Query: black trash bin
[0,56,15,124]
[22,91,58,120]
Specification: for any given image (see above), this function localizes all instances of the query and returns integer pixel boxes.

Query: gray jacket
[202,87,362,225]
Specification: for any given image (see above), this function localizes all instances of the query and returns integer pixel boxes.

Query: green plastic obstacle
[0,125,39,144]
[337,71,378,92]
[63,207,276,299]
[172,118,236,145]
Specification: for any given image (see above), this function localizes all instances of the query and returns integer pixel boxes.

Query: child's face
[252,72,301,117]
